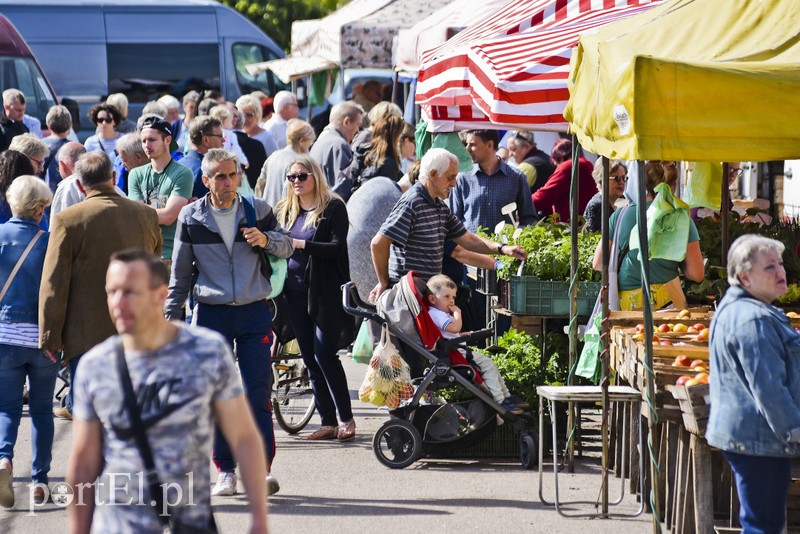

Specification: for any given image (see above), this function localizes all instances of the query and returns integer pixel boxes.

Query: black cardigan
[302,197,355,350]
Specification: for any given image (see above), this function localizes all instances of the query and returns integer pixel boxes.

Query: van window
[232,43,290,96]
[0,56,57,123]
[107,43,220,102]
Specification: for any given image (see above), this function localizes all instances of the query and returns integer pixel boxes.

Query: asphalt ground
[0,354,653,533]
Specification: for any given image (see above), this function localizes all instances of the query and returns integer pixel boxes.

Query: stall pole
[721,163,730,268]
[600,156,611,514]
[636,162,662,534]
[567,136,580,473]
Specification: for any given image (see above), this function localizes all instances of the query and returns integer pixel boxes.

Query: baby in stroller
[426,274,530,415]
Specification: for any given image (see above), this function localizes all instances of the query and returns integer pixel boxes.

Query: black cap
[140,116,172,137]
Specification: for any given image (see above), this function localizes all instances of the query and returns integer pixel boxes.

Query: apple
[689,359,706,369]
[660,340,673,346]
[693,366,708,374]
[635,323,645,333]
[693,323,706,331]
[695,372,709,384]
[678,309,691,319]
[685,378,701,387]
[697,328,710,341]
[657,323,671,333]
[673,323,689,333]
[632,333,645,341]
[675,375,693,386]
[687,327,699,334]
[673,355,690,367]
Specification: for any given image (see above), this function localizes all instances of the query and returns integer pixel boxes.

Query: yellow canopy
[564,0,800,162]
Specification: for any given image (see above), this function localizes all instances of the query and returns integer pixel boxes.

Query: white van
[0,0,289,134]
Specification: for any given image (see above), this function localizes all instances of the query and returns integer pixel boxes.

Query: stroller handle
[342,281,381,321]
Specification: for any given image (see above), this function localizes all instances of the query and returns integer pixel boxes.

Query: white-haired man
[369,148,526,301]
[262,90,298,150]
[309,101,363,187]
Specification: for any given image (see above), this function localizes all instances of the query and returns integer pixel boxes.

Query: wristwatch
[496,243,504,255]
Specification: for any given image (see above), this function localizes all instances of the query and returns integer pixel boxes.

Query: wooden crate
[667,384,711,437]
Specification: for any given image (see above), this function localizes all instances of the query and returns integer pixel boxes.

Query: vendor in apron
[593,161,706,311]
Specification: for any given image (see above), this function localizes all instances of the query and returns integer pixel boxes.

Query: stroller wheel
[373,420,423,469]
[519,433,538,470]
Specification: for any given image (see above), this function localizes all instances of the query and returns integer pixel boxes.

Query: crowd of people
[0,81,794,533]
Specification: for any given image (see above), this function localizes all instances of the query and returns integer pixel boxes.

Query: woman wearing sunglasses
[274,156,356,441]
[84,103,123,160]
[583,159,628,232]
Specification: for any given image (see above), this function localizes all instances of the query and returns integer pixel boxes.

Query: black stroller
[342,273,537,469]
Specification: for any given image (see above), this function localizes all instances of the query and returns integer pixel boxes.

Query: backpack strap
[241,194,256,228]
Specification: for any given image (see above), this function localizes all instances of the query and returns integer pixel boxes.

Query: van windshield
[233,43,290,96]
[0,55,57,124]
[107,44,221,102]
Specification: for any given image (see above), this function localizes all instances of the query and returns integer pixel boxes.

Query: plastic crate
[476,267,497,295]
[508,276,600,316]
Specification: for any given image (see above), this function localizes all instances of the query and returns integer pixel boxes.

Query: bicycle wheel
[272,350,316,434]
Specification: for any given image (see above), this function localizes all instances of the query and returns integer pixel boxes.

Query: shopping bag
[351,321,373,364]
[629,183,691,262]
[358,325,414,408]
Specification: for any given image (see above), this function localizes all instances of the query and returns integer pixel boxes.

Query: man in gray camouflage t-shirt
[66,250,269,533]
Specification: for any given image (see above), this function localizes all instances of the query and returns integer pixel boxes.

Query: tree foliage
[221,0,343,53]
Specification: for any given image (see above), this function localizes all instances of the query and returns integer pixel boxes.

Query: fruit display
[671,353,710,386]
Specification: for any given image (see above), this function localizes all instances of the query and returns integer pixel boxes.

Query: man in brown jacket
[39,151,162,419]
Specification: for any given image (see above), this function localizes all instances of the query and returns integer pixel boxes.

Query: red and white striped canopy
[416,0,664,132]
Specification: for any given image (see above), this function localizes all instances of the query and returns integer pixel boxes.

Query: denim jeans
[0,343,59,483]
[285,287,353,427]
[195,300,275,472]
[64,355,82,414]
[723,451,791,534]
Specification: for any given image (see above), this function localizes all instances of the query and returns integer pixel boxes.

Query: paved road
[0,355,652,533]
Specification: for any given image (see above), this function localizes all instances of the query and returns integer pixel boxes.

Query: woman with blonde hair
[257,119,315,206]
[275,155,355,441]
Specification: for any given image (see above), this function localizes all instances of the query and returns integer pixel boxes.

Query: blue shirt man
[449,130,537,233]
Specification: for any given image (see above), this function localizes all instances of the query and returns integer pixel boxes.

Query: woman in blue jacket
[707,234,800,533]
[0,175,55,508]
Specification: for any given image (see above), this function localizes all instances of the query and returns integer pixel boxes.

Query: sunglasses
[610,174,628,182]
[286,172,311,182]
[96,117,114,124]
[729,168,744,177]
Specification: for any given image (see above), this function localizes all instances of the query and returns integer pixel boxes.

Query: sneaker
[53,407,72,420]
[266,474,280,496]
[506,394,531,410]
[500,399,524,415]
[0,459,13,508]
[211,471,237,497]
[32,484,49,505]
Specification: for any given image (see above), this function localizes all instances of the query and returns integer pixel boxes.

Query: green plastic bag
[629,182,691,262]
[683,161,722,211]
[351,321,373,364]
[576,314,602,382]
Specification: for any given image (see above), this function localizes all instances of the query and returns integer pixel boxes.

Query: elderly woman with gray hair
[0,175,56,508]
[706,234,800,533]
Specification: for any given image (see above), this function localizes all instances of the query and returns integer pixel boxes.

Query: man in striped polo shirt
[369,148,525,301]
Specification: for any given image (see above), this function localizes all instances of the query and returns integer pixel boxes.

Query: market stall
[565,0,800,530]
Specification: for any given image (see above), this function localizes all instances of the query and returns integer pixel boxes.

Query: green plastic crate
[508,276,600,316]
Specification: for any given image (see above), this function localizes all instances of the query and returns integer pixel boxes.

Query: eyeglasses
[729,168,744,177]
[96,117,114,124]
[30,156,43,170]
[243,112,256,118]
[610,174,628,182]
[286,172,311,182]
[204,132,224,138]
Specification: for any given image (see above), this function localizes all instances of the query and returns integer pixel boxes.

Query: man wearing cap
[128,117,194,270]
[508,130,555,195]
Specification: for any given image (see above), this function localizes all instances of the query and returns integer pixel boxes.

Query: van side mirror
[61,98,81,133]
